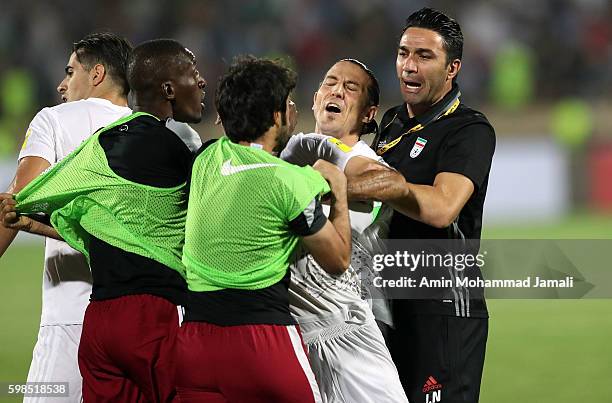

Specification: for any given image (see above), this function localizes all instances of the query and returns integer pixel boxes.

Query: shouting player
[176,56,351,403]
[280,59,408,402]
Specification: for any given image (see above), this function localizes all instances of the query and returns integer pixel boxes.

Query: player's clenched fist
[312,159,347,196]
[0,193,34,232]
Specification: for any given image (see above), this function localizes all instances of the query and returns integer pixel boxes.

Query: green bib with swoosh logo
[183,136,330,292]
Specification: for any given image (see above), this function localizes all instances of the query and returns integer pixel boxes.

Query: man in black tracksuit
[348,8,495,403]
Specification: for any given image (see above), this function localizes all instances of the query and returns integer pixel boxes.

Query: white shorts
[298,308,408,403]
[25,324,83,403]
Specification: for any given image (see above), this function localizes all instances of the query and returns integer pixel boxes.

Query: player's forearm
[0,156,54,256]
[0,226,19,257]
[347,169,408,203]
[348,170,461,228]
[327,184,352,270]
[0,182,19,257]
[22,219,62,240]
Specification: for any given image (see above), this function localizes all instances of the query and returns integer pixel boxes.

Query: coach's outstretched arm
[347,167,474,229]
[0,156,52,257]
[301,159,351,275]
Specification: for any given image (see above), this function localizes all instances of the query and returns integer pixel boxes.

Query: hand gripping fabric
[183,136,330,292]
[15,112,187,276]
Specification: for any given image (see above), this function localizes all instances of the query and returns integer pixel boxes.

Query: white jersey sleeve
[18,108,58,164]
[350,141,389,167]
[166,119,203,153]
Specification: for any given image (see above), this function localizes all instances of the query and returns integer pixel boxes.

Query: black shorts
[389,314,488,403]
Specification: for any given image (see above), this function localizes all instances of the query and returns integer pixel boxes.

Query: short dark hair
[73,32,132,96]
[127,39,194,95]
[336,59,380,136]
[402,8,463,64]
[216,56,297,143]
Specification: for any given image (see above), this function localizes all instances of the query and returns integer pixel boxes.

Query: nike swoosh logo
[220,159,281,176]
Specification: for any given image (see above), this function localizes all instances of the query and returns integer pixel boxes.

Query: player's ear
[362,105,378,124]
[91,64,106,86]
[273,110,282,127]
[312,91,318,111]
[447,59,461,81]
[162,82,175,101]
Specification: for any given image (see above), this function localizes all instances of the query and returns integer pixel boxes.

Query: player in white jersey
[280,59,407,403]
[0,33,134,403]
[0,33,201,402]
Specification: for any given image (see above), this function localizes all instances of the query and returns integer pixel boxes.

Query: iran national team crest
[410,137,427,158]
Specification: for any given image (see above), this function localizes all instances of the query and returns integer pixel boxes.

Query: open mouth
[61,95,67,102]
[403,80,422,89]
[325,102,342,113]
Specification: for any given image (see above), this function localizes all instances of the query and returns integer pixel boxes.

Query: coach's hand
[0,193,34,232]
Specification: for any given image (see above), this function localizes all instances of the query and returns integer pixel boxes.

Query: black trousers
[389,314,488,403]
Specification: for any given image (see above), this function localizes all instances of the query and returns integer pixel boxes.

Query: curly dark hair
[73,32,133,96]
[215,55,297,143]
[402,8,463,64]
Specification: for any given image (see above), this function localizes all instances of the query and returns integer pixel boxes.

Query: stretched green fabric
[183,136,330,292]
[16,112,187,276]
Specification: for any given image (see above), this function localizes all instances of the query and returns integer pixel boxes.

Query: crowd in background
[0,0,610,156]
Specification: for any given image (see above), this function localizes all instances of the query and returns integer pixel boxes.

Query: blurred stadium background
[0,0,611,401]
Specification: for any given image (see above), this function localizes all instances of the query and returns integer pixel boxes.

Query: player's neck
[315,125,359,147]
[131,97,171,121]
[91,87,128,107]
[238,130,276,154]
[338,133,359,146]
